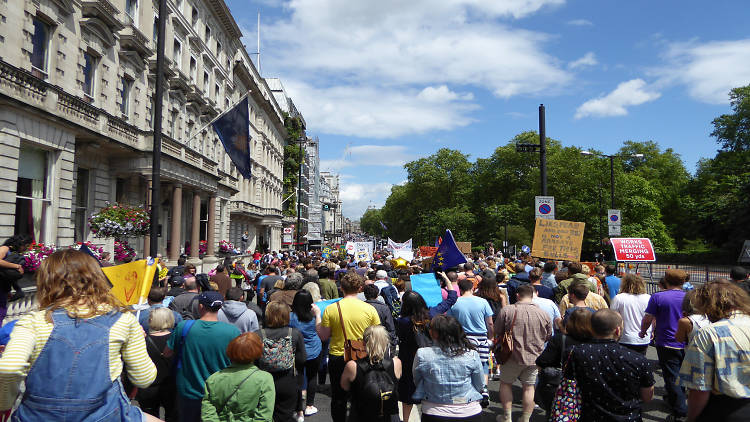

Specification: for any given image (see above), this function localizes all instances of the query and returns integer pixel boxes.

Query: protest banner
[531,218,585,261]
[354,242,373,262]
[410,273,443,307]
[394,250,414,261]
[610,238,656,262]
[102,258,158,306]
[419,246,438,257]
[456,242,472,254]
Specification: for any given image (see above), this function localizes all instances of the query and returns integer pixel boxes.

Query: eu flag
[432,229,467,271]
[212,97,252,179]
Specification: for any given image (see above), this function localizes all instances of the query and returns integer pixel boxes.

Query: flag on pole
[432,230,467,271]
[379,221,388,231]
[102,258,159,305]
[212,97,252,179]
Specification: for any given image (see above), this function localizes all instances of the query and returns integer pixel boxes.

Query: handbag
[493,308,517,365]
[337,301,368,362]
[548,348,581,421]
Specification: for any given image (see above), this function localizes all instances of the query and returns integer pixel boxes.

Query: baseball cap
[198,291,224,310]
[376,270,388,279]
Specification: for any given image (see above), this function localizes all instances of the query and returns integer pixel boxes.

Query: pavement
[303,346,673,422]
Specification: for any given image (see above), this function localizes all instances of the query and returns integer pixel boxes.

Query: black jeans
[656,346,687,416]
[621,343,649,355]
[328,355,348,422]
[272,369,299,422]
[697,394,750,422]
[300,355,322,408]
[318,339,330,385]
[137,381,176,421]
[177,395,202,422]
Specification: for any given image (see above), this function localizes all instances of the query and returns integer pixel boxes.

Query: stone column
[143,176,152,258]
[206,195,216,256]
[190,191,201,259]
[169,184,182,262]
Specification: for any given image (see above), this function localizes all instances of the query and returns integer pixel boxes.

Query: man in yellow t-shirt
[318,271,380,422]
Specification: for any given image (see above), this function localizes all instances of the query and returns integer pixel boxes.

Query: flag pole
[184,91,251,144]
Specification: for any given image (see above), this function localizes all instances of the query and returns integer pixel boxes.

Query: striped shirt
[0,308,157,410]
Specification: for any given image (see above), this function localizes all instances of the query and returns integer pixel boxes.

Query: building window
[170,110,178,137]
[214,83,220,101]
[125,0,138,25]
[204,24,210,44]
[173,39,182,69]
[152,17,158,42]
[225,97,229,109]
[83,52,96,98]
[15,145,50,243]
[191,7,198,28]
[73,168,90,242]
[216,41,221,58]
[120,77,132,116]
[203,70,209,95]
[31,17,50,75]
[189,56,197,81]
[175,0,183,12]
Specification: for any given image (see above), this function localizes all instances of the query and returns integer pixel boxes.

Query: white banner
[354,242,374,262]
[387,238,413,252]
[394,250,414,261]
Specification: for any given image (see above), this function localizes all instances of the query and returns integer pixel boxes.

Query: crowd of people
[0,238,749,422]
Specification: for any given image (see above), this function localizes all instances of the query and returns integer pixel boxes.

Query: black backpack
[413,323,433,349]
[355,359,399,417]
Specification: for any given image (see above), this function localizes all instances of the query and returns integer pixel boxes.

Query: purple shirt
[644,289,686,348]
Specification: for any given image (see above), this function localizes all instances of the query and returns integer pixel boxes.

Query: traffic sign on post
[607,209,621,236]
[535,196,555,220]
[610,238,656,262]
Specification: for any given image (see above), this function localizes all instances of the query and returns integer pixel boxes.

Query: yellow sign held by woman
[102,258,158,305]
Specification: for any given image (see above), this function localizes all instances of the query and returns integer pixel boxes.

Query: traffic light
[323,204,330,211]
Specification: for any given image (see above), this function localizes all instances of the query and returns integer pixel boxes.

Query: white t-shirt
[611,293,652,345]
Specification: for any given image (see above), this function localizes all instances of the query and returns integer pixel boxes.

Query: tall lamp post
[580,151,644,208]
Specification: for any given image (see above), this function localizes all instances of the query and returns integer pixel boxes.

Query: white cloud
[505,111,528,119]
[657,39,750,104]
[339,182,393,218]
[575,79,661,119]
[568,52,598,69]
[566,19,593,26]
[320,145,413,171]
[249,0,572,138]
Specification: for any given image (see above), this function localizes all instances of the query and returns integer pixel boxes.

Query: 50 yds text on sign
[610,238,656,262]
[531,218,585,261]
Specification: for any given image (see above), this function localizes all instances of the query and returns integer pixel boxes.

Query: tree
[360,208,385,237]
[282,113,305,217]
[711,85,750,152]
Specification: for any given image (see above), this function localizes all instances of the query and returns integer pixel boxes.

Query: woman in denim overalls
[0,249,161,421]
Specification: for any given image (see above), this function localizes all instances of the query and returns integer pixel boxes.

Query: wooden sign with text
[531,218,585,261]
[456,242,472,254]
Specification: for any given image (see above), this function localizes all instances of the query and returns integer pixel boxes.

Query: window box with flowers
[114,239,136,263]
[218,240,236,255]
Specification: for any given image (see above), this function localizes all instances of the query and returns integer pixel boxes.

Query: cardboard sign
[419,246,438,257]
[456,242,472,254]
[531,218,585,261]
[611,238,656,262]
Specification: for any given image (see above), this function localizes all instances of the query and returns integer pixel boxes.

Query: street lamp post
[581,150,644,208]
[296,136,306,250]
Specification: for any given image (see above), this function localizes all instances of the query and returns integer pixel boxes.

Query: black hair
[605,264,617,275]
[429,314,475,357]
[730,266,748,281]
[458,278,473,293]
[177,256,187,266]
[363,284,379,300]
[216,264,225,273]
[3,234,32,252]
[225,287,244,301]
[543,261,557,273]
[400,290,430,325]
[292,290,314,322]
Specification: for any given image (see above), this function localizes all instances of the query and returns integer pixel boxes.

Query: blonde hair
[619,273,646,295]
[581,264,591,275]
[363,325,390,365]
[149,307,174,332]
[36,249,127,321]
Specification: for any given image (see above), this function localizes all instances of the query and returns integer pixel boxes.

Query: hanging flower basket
[89,203,150,238]
[114,239,136,262]
[218,240,235,254]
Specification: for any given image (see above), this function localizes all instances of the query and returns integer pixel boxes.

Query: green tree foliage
[282,113,305,217]
[360,208,385,237]
[711,85,750,152]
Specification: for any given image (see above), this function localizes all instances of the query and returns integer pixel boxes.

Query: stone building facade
[0,0,285,263]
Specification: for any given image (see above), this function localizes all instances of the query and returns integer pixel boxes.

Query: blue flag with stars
[212,97,252,179]
[432,229,467,271]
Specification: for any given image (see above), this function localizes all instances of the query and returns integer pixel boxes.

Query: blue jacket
[413,346,484,404]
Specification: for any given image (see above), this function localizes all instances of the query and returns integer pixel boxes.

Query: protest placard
[456,242,472,254]
[410,273,443,307]
[419,246,438,257]
[531,218,585,261]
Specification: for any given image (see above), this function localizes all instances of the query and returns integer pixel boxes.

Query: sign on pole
[738,240,750,263]
[610,238,656,262]
[283,227,293,234]
[535,196,555,220]
[607,209,621,236]
[531,218,585,261]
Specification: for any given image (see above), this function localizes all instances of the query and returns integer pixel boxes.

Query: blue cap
[198,291,224,309]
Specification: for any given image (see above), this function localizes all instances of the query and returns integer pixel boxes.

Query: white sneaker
[296,415,304,422]
[304,406,319,416]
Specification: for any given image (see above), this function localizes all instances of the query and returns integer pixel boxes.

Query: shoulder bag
[215,368,259,415]
[493,307,517,365]
[549,347,581,421]
[337,301,368,362]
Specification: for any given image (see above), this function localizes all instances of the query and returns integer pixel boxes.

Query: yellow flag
[102,258,159,305]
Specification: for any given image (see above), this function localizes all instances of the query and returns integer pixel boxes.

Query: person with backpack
[396,273,458,422]
[169,279,201,320]
[413,314,485,422]
[201,332,275,421]
[290,290,323,418]
[164,291,241,422]
[341,325,402,422]
[137,307,178,421]
[256,300,306,422]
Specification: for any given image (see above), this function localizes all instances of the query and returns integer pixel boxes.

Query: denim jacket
[412,346,484,404]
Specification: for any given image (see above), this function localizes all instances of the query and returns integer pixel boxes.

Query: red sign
[419,246,438,257]
[611,238,656,262]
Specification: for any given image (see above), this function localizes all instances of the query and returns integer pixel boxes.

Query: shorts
[499,360,538,385]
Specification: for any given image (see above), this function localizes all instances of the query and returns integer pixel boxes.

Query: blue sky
[225,0,750,219]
